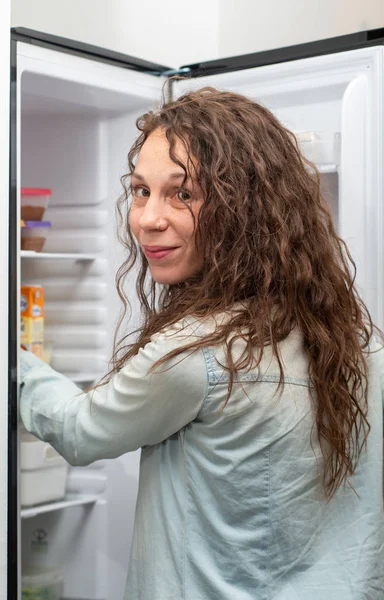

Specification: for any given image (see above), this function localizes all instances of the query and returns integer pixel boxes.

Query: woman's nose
[138,198,167,232]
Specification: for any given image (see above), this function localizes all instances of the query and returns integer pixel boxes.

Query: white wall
[11,0,384,66]
[11,0,220,67]
[219,0,384,58]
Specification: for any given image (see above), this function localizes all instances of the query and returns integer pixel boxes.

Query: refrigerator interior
[17,41,162,600]
[15,38,384,600]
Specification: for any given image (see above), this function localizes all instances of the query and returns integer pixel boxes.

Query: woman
[20,88,384,599]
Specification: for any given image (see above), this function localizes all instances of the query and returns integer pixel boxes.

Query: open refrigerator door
[174,45,384,330]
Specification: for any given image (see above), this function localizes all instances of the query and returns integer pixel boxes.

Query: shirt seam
[182,428,188,600]
[201,346,311,387]
[267,446,271,600]
[199,347,212,414]
[209,373,311,387]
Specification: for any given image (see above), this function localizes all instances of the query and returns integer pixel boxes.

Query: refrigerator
[6,25,384,600]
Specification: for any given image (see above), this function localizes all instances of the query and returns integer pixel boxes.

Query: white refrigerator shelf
[305,163,338,176]
[20,251,97,260]
[21,493,100,519]
[317,163,338,173]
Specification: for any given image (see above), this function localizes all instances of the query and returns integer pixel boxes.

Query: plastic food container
[22,565,64,600]
[21,221,51,252]
[295,132,341,165]
[20,430,68,507]
[21,188,52,221]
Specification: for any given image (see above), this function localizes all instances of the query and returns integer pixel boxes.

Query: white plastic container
[22,565,64,600]
[21,187,52,221]
[295,131,341,165]
[20,430,68,507]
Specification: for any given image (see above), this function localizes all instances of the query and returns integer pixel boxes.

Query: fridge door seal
[8,36,19,600]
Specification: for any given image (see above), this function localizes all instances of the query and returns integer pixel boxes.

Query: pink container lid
[21,188,52,196]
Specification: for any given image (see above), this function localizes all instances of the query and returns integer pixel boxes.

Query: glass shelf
[316,164,338,174]
[20,251,97,260]
[21,493,100,519]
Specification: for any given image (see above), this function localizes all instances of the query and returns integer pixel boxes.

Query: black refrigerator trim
[13,26,384,84]
[11,27,173,75]
[8,37,18,600]
[180,27,384,78]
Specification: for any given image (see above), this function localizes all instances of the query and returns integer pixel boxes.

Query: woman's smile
[142,245,180,260]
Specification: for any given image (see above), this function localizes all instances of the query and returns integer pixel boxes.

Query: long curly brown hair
[110,86,378,499]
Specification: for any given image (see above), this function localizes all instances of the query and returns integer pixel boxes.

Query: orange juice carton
[20,285,44,358]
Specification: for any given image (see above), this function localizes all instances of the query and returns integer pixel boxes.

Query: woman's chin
[149,266,199,286]
[149,270,186,286]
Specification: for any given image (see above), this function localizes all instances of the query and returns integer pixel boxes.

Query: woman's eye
[132,186,150,198]
[177,189,192,202]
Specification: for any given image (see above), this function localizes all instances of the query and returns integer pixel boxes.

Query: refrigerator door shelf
[21,493,100,519]
[314,164,338,174]
[304,163,338,176]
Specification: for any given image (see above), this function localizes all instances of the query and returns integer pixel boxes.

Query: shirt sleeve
[19,323,208,466]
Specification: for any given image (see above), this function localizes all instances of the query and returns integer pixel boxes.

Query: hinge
[161,67,191,103]
[161,67,192,77]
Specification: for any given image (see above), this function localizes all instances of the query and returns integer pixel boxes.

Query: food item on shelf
[21,187,52,221]
[20,428,68,507]
[21,221,51,252]
[20,285,44,359]
[22,565,64,600]
[295,131,341,165]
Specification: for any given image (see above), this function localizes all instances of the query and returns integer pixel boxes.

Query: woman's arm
[20,326,208,466]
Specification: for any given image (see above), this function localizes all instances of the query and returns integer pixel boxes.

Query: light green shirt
[20,320,384,599]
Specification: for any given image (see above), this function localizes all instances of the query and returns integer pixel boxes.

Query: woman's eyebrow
[131,172,186,182]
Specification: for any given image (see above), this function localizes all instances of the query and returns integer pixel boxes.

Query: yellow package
[20,285,44,358]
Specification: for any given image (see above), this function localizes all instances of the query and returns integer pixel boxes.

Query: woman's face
[129,129,204,285]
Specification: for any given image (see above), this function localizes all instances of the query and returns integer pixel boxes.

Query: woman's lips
[143,246,179,260]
